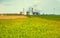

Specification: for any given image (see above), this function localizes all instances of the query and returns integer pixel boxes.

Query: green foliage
[0,16,60,38]
[27,15,60,21]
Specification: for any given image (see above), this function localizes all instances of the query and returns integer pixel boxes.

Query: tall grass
[0,16,60,38]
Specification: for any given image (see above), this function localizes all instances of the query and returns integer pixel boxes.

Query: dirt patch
[0,15,28,19]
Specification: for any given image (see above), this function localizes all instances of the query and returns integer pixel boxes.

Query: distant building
[33,12,40,15]
[20,12,24,15]
[26,11,30,15]
[30,8,40,15]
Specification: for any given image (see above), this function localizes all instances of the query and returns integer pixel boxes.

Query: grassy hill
[0,15,60,38]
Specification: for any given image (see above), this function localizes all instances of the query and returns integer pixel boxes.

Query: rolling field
[0,15,60,38]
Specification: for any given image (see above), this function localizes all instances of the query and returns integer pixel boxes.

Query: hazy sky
[0,0,60,14]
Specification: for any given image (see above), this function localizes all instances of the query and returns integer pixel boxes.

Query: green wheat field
[0,15,60,38]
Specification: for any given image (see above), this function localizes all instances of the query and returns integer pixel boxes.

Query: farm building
[0,7,40,16]
[26,7,40,15]
[33,12,40,15]
[26,11,30,15]
[20,12,24,15]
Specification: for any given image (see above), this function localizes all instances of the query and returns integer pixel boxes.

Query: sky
[0,0,60,14]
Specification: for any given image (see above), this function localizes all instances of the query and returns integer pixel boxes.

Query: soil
[0,15,28,19]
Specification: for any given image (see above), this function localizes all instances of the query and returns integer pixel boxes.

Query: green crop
[0,16,60,38]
